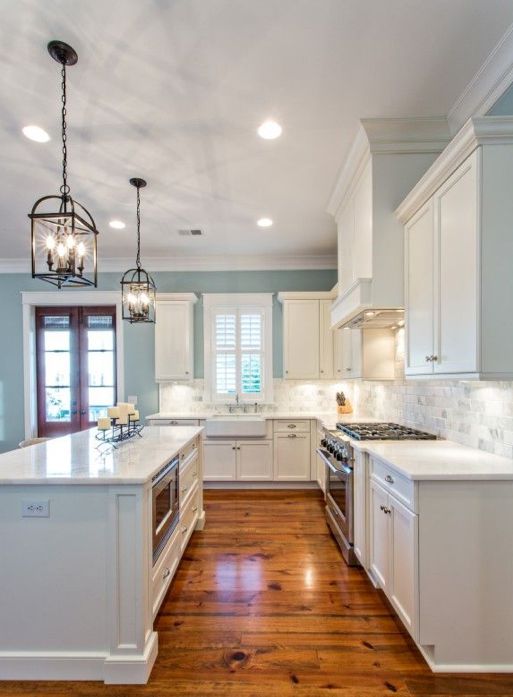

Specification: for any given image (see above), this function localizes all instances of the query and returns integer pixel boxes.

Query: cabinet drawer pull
[380,504,385,512]
[425,355,432,362]
[181,486,188,493]
[385,474,394,484]
[287,424,297,429]
[346,367,352,371]
[163,567,171,579]
[432,355,438,362]
[287,433,297,438]
[192,506,198,513]
[384,507,391,515]
[182,525,188,534]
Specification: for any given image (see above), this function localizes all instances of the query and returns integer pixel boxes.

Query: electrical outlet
[128,395,138,405]
[22,500,50,518]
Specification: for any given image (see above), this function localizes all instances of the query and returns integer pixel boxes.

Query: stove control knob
[320,438,328,448]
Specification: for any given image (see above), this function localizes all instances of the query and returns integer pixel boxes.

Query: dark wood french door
[36,306,117,437]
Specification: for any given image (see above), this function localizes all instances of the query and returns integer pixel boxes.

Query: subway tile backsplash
[160,377,513,458]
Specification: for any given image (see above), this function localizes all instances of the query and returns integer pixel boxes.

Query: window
[36,306,117,437]
[204,294,273,403]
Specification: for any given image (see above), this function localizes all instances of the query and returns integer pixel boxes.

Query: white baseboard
[0,633,158,684]
[204,481,319,489]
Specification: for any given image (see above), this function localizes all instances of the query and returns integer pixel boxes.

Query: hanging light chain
[60,62,70,198]
[136,183,142,269]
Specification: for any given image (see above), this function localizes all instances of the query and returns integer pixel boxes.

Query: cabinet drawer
[180,452,199,502]
[153,418,199,426]
[274,419,311,433]
[152,524,181,619]
[180,436,199,463]
[371,457,416,512]
[179,485,200,552]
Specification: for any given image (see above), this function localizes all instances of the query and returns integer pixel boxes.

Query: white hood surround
[327,117,450,329]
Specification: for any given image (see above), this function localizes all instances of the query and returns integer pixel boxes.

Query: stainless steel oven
[152,455,180,564]
[317,435,358,566]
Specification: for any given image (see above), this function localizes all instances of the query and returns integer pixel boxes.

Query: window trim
[22,291,125,440]
[203,293,273,404]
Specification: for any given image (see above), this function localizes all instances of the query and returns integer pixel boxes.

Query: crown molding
[448,23,513,135]
[396,116,513,223]
[0,254,337,274]
[326,117,450,220]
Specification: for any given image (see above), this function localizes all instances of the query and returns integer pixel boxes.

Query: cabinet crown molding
[327,117,450,220]
[277,291,336,303]
[156,293,198,303]
[396,116,513,223]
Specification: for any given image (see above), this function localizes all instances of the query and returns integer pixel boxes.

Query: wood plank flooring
[2,489,513,696]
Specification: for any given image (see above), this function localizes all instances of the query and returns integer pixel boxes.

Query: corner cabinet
[155,294,197,381]
[399,117,513,379]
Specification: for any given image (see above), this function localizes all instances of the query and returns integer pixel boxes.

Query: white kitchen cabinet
[203,441,237,481]
[155,295,197,381]
[274,432,311,481]
[353,449,367,567]
[203,440,273,481]
[282,299,320,379]
[389,494,418,636]
[369,475,418,639]
[399,118,513,379]
[404,200,435,375]
[237,441,273,481]
[334,326,394,380]
[369,479,390,593]
[279,293,337,380]
[319,299,335,378]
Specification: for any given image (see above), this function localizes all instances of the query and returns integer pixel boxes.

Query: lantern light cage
[120,178,157,323]
[29,40,98,289]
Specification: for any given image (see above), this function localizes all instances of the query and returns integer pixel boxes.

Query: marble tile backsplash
[159,377,513,458]
[159,379,357,415]
[353,380,513,459]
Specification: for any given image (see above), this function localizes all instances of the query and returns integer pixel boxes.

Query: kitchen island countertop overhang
[0,425,203,485]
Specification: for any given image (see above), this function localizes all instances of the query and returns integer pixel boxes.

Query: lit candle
[97,417,110,431]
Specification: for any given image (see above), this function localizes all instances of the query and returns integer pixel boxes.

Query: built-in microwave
[152,456,180,564]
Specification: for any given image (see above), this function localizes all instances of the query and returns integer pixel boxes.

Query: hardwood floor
[2,489,513,696]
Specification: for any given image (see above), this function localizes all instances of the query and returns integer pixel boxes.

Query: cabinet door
[349,329,362,379]
[405,200,434,375]
[203,441,237,481]
[434,152,478,374]
[155,302,193,381]
[273,433,311,481]
[369,479,390,593]
[283,300,319,379]
[237,441,273,481]
[319,299,334,379]
[389,496,418,639]
[353,450,367,567]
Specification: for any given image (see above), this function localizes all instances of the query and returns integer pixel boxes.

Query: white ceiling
[2,0,513,267]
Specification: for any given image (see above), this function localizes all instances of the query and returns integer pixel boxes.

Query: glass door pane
[36,308,80,437]
[80,308,117,428]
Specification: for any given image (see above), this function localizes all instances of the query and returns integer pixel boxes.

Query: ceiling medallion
[120,178,156,323]
[29,41,98,288]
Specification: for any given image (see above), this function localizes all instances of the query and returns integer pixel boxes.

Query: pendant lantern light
[120,178,156,323]
[29,41,98,288]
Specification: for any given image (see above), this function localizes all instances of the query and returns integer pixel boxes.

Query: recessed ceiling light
[257,217,273,228]
[109,220,126,230]
[22,125,50,143]
[257,120,282,140]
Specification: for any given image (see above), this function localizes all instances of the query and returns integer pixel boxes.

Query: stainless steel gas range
[317,422,436,566]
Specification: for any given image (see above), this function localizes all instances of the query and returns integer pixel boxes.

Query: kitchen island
[0,426,204,684]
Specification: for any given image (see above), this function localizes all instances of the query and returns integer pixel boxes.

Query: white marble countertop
[146,412,374,431]
[0,426,202,485]
[353,439,513,481]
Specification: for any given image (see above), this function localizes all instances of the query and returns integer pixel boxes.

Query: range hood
[346,307,404,330]
[327,118,450,331]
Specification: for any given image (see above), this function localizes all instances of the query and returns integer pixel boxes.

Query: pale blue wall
[488,83,513,115]
[0,269,336,453]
